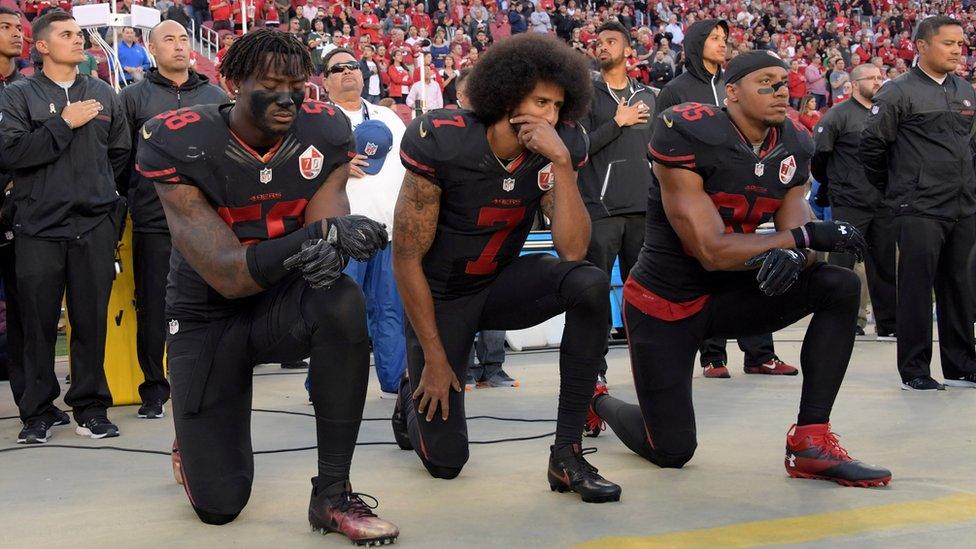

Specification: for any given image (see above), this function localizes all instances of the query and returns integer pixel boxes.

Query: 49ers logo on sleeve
[538,163,555,191]
[299,145,324,180]
[779,155,797,185]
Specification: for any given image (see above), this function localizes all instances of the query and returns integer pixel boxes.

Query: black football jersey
[631,103,814,302]
[136,101,354,319]
[399,109,589,299]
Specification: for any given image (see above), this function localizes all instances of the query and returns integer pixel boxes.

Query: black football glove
[325,215,389,262]
[283,239,347,289]
[790,221,866,262]
[745,248,807,296]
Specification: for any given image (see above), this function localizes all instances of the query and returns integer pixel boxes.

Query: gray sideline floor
[1,320,975,548]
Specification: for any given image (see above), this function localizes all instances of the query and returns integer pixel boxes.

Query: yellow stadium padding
[66,217,152,406]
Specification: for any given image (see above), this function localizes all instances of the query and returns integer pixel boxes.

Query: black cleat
[17,419,50,444]
[548,444,621,503]
[76,416,120,439]
[901,376,946,391]
[138,399,165,419]
[391,377,413,451]
[47,407,71,426]
[309,479,399,546]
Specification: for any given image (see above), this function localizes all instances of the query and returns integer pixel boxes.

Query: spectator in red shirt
[210,0,233,32]
[411,2,433,34]
[877,38,897,67]
[360,5,382,43]
[788,58,807,109]
[897,30,914,61]
[386,48,413,103]
[798,94,822,133]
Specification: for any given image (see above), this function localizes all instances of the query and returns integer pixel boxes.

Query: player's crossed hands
[746,248,806,296]
[325,215,389,262]
[510,115,571,166]
[791,221,867,262]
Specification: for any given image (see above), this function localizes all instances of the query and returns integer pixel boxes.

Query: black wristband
[245,221,324,288]
[790,225,809,249]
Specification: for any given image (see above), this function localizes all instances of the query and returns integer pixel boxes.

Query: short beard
[599,55,623,72]
[761,114,787,128]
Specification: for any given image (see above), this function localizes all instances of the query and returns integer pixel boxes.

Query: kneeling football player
[588,51,892,487]
[390,34,621,503]
[136,29,399,543]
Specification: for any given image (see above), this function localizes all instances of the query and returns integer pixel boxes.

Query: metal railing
[188,19,219,62]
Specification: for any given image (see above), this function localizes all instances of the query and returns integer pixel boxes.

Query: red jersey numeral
[216,199,308,242]
[302,101,335,116]
[155,108,202,130]
[465,206,526,275]
[710,193,781,234]
[672,103,716,122]
[431,115,466,129]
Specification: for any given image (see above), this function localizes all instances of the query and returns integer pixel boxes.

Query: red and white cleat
[309,479,399,546]
[745,358,799,375]
[785,423,891,488]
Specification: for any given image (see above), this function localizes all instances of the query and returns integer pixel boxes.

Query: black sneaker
[548,444,621,503]
[138,399,165,419]
[17,419,50,444]
[76,416,120,439]
[944,373,976,388]
[900,376,946,391]
[46,407,71,426]
[391,376,413,451]
[876,331,896,342]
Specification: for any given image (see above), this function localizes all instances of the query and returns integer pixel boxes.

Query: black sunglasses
[328,61,360,75]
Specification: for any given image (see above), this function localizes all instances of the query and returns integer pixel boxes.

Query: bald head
[150,20,188,45]
[148,20,191,76]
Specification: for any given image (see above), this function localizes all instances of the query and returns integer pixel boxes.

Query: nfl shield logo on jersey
[779,155,797,185]
[754,163,765,177]
[538,163,555,191]
[259,167,272,184]
[299,145,324,180]
[502,178,515,192]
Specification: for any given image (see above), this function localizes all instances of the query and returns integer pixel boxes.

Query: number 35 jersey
[136,101,354,319]
[631,103,814,303]
[399,110,588,300]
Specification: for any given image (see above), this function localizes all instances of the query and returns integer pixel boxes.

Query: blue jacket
[117,41,152,81]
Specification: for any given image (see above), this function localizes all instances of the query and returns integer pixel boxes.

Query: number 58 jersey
[630,103,814,303]
[136,102,354,319]
[399,110,588,300]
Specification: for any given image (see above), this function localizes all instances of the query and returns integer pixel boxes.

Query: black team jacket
[0,72,129,240]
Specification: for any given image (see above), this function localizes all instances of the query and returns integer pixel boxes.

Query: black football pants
[401,253,608,479]
[894,215,976,381]
[596,263,859,468]
[133,231,171,403]
[586,213,644,376]
[828,206,897,335]
[168,274,370,525]
[698,334,775,367]
[15,215,117,424]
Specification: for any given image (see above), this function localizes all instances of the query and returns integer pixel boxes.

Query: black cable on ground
[0,409,559,454]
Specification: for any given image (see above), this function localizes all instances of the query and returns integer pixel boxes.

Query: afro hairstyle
[465,33,593,125]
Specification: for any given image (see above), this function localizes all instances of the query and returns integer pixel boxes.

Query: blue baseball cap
[354,119,394,176]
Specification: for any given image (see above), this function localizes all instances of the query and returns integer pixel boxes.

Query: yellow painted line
[577,493,976,549]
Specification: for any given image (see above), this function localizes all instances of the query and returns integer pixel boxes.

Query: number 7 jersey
[136,102,355,319]
[399,110,589,300]
[631,102,814,303]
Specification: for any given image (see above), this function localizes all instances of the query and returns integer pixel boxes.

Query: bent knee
[561,264,611,312]
[645,433,696,469]
[648,448,696,469]
[303,275,367,335]
[425,463,465,479]
[193,506,241,525]
[811,264,861,303]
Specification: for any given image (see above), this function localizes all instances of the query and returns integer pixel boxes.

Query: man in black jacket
[654,19,796,379]
[118,20,227,419]
[813,63,896,341]
[860,16,976,391]
[577,21,653,388]
[1,11,130,444]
